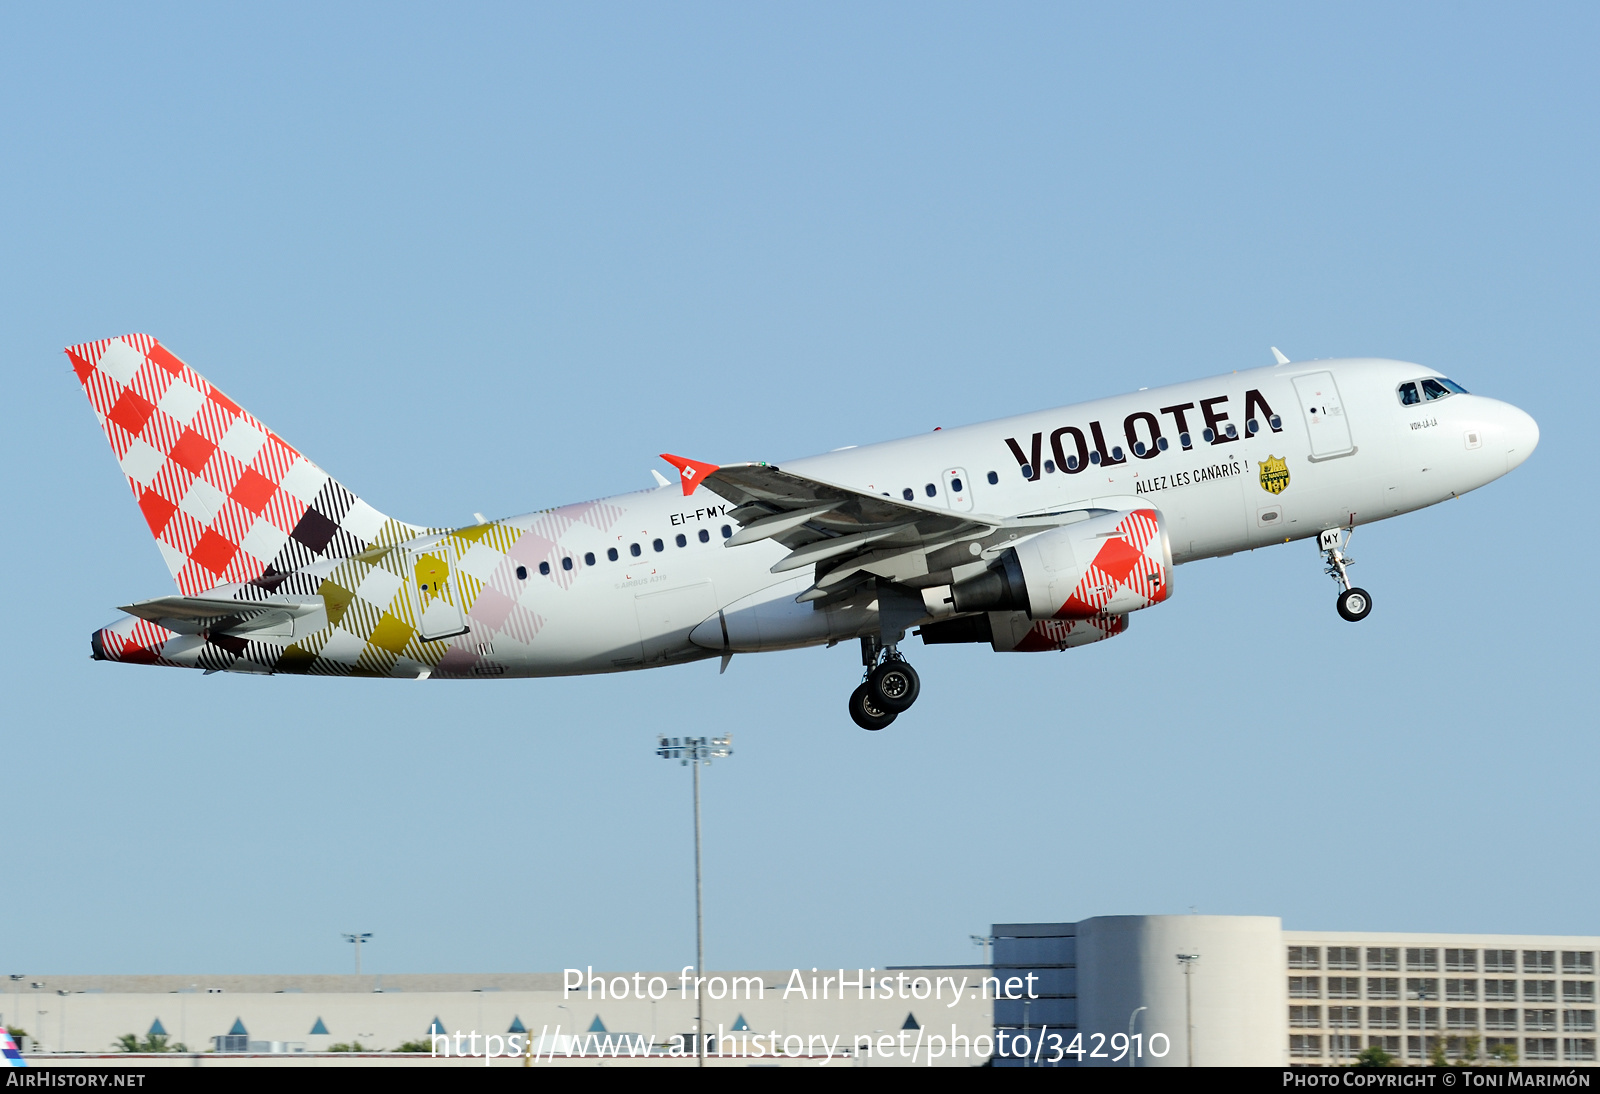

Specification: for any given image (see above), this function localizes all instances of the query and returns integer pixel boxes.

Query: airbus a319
[69,336,1537,729]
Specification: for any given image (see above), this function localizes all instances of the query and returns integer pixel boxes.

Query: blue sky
[3,3,1596,976]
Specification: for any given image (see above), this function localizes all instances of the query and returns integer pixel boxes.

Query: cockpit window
[1420,377,1466,400]
[1399,382,1421,406]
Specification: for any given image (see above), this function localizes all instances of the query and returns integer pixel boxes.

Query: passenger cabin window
[721,524,732,538]
[698,529,710,543]
[986,471,999,485]
[584,552,595,566]
[607,547,619,561]
[652,538,664,552]
[630,543,641,557]
[950,477,963,491]
[675,533,687,547]
[516,565,528,580]
[561,556,573,570]
[902,488,914,500]
[924,483,937,497]
[539,561,550,576]
[1065,455,1079,470]
[1043,461,1056,474]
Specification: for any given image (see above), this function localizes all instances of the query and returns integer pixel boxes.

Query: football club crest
[1259,455,1290,494]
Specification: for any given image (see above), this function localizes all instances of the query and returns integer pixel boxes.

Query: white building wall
[1076,915,1285,1067]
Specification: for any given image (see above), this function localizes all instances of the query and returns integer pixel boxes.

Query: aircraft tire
[1337,587,1373,622]
[849,683,898,731]
[868,660,921,713]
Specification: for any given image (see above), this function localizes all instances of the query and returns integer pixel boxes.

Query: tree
[394,1039,432,1053]
[1488,1042,1518,1064]
[114,1033,186,1053]
[328,1041,372,1053]
[1453,1034,1482,1066]
[1429,1037,1450,1067]
[1354,1044,1395,1067]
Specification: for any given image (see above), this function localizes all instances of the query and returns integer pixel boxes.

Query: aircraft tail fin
[65,334,421,595]
[1,1026,24,1067]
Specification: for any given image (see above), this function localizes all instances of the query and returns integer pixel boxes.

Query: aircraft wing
[664,454,1156,601]
[661,457,995,602]
[706,463,999,557]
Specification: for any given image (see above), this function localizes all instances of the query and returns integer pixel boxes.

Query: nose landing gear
[850,637,922,730]
[1320,527,1373,622]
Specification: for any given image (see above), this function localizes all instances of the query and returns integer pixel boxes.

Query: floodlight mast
[656,735,733,1069]
[1176,953,1200,1066]
[342,932,373,977]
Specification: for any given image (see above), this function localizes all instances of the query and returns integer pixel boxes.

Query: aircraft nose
[1501,402,1540,471]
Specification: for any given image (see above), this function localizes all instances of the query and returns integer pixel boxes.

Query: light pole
[7,975,22,1035]
[1410,985,1436,1064]
[656,734,733,1070]
[342,933,373,977]
[1176,954,1199,1067]
[970,934,995,965]
[1127,1006,1147,1067]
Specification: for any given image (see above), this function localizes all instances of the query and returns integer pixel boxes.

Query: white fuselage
[455,357,1535,677]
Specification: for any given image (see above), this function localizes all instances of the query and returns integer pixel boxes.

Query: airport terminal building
[991,917,1599,1067]
[9,915,1596,1067]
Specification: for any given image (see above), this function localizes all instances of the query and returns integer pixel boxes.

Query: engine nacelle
[920,610,1128,653]
[924,508,1172,621]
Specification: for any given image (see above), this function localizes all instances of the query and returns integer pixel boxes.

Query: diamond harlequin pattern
[67,335,383,596]
[1056,508,1170,619]
[71,336,615,680]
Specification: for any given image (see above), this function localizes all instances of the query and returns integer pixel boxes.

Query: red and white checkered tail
[65,335,405,596]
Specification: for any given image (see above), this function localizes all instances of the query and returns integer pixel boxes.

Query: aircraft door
[408,542,468,641]
[942,468,973,511]
[1293,371,1356,461]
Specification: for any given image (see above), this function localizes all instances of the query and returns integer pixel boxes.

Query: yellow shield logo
[1259,455,1290,495]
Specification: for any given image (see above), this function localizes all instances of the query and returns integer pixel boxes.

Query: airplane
[67,335,1538,730]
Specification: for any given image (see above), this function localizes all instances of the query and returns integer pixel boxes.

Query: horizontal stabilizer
[118,594,326,641]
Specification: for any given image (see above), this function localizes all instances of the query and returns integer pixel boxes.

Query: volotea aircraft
[69,336,1537,729]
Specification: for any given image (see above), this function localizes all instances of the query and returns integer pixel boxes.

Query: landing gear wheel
[868,659,921,713]
[849,683,898,731]
[1337,587,1373,622]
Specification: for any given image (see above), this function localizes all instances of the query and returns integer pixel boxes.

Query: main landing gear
[1319,527,1373,623]
[849,637,922,731]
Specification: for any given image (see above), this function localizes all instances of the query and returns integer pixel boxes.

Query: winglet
[1271,346,1290,365]
[660,454,720,496]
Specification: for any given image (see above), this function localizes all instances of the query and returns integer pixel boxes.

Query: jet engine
[919,609,1129,653]
[922,507,1172,622]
